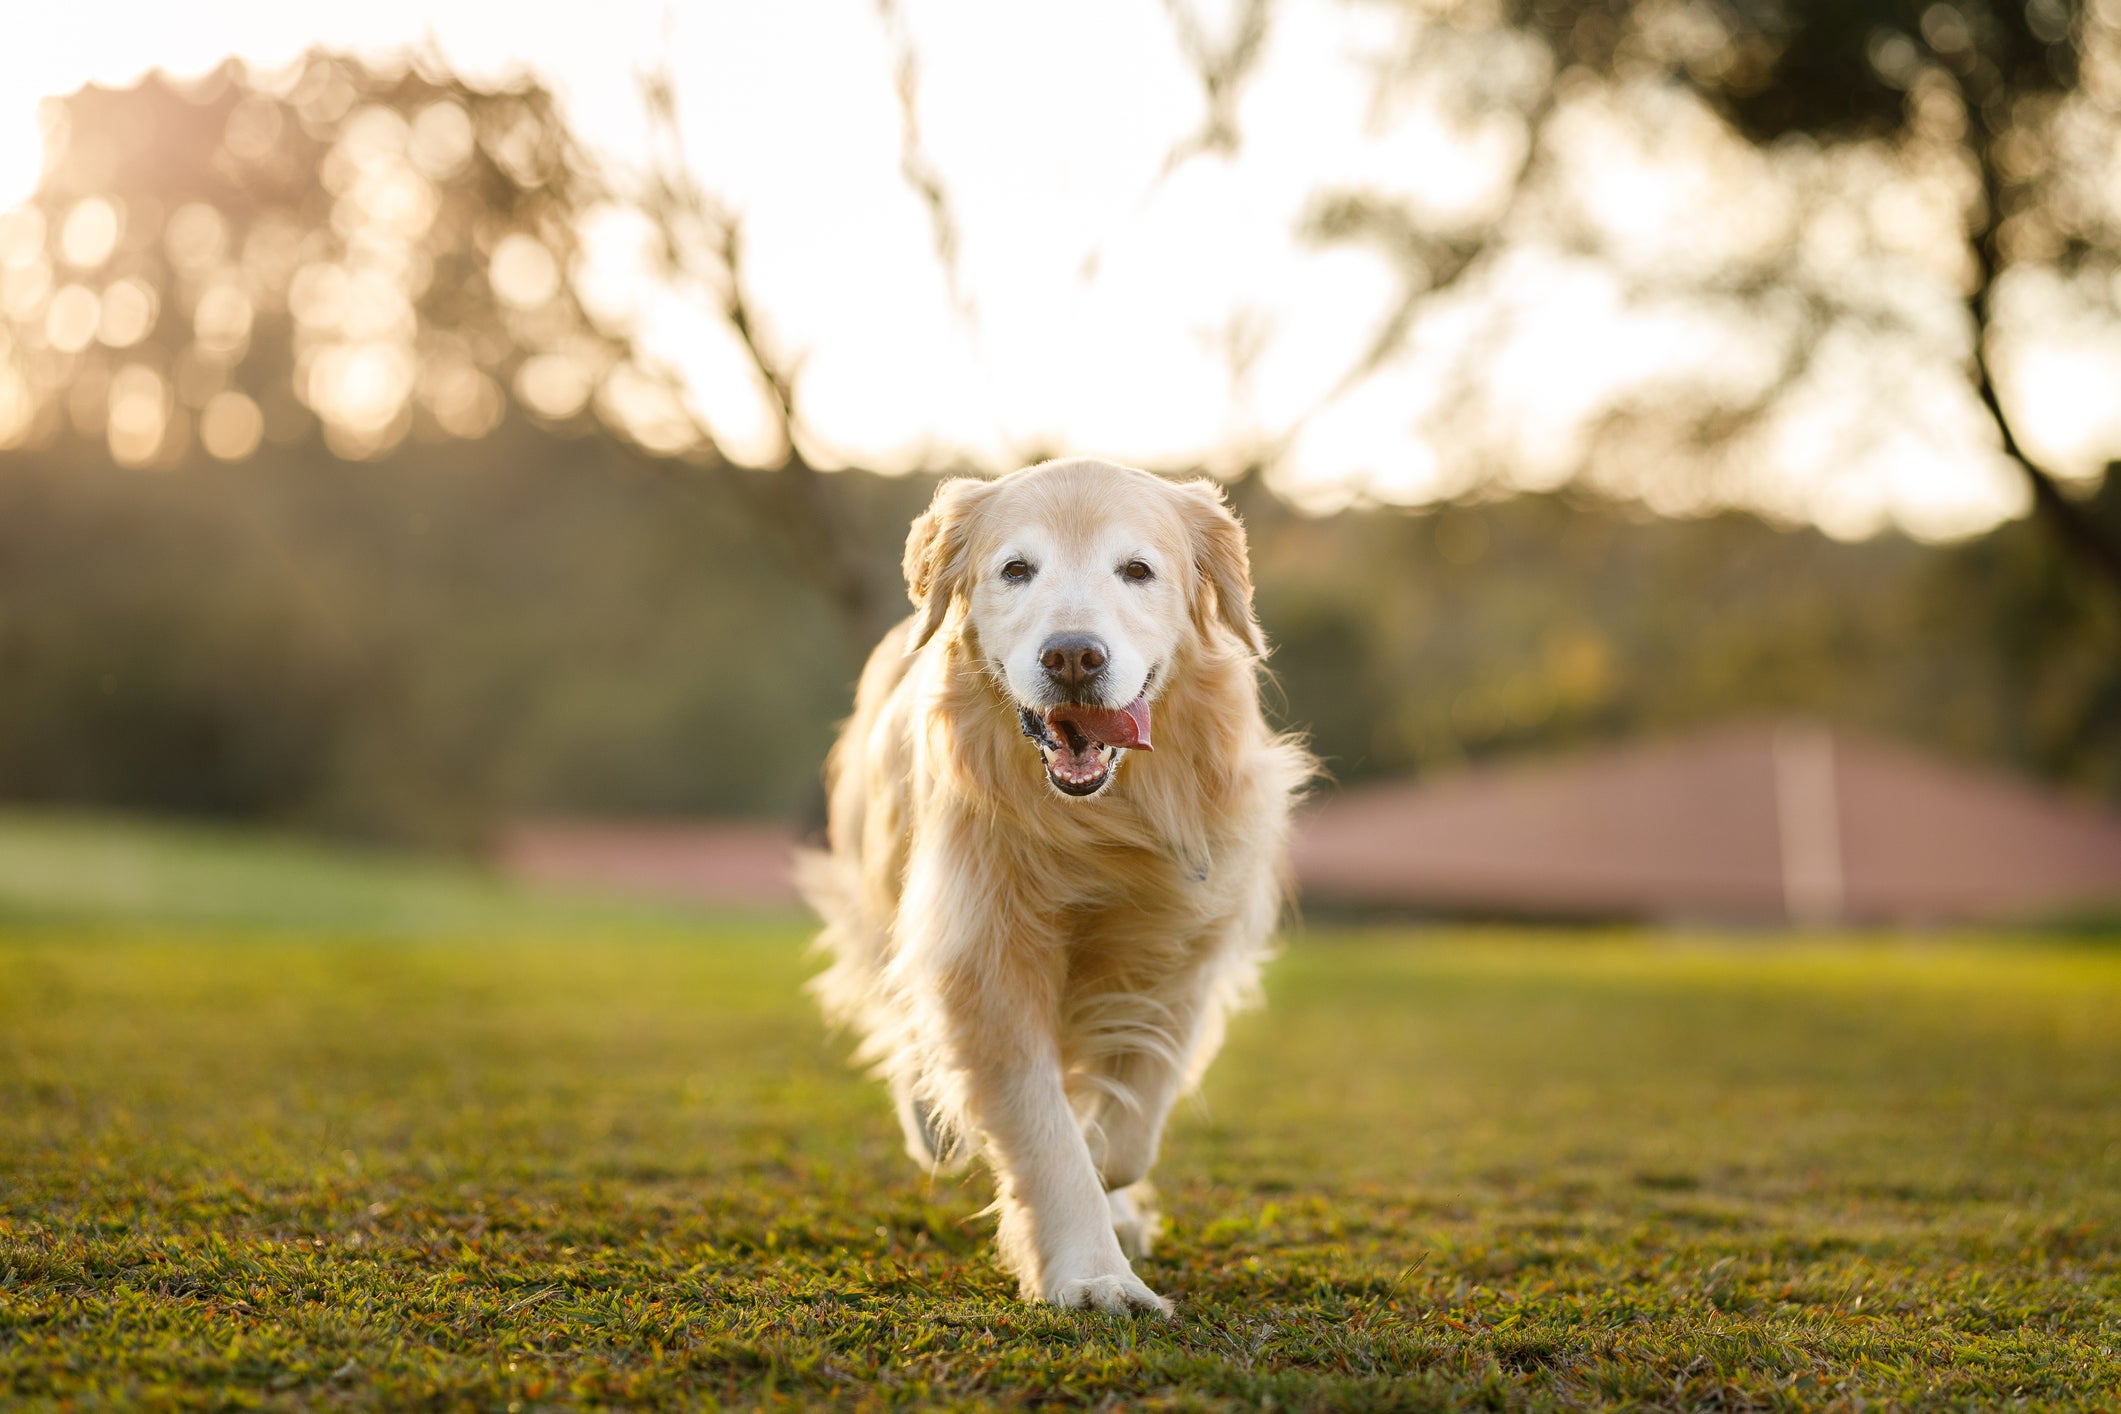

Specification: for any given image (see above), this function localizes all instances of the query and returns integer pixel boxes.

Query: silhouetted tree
[0,52,899,645]
[1264,0,2121,595]
[0,57,628,462]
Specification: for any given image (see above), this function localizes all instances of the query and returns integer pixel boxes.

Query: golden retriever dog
[801,457,1312,1313]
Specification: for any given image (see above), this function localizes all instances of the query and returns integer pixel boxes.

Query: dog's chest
[1032,821,1231,933]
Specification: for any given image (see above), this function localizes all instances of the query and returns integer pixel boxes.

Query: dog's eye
[1000,559,1034,583]
[1122,560,1155,583]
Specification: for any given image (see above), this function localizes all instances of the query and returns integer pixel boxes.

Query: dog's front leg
[903,878,1168,1312]
[941,955,1169,1314]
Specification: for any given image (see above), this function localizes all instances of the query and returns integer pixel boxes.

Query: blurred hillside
[4,421,2115,847]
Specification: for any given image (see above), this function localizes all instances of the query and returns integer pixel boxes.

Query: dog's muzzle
[1018,698,1152,797]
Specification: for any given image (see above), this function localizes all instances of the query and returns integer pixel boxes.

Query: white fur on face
[966,512,1190,711]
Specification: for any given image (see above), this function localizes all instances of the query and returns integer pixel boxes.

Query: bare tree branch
[1156,0,1275,179]
[620,66,898,645]
[1266,73,1561,468]
[1960,49,2121,597]
[875,0,970,319]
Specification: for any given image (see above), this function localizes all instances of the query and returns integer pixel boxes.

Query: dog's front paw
[1046,1267,1171,1315]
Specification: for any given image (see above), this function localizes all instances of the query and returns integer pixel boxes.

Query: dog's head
[904,458,1263,798]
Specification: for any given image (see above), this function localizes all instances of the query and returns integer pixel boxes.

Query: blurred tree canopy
[0,54,910,842]
[0,54,899,643]
[0,57,621,463]
[1247,0,2121,589]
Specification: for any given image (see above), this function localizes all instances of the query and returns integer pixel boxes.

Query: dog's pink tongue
[1047,696,1153,751]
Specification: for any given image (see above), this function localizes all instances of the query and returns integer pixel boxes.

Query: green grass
[1,818,2117,1410]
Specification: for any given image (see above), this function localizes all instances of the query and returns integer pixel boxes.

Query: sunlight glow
[0,0,2110,539]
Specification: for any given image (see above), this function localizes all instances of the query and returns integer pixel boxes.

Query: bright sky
[2,0,2114,539]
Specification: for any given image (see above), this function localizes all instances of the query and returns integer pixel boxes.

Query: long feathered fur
[799,459,1313,1301]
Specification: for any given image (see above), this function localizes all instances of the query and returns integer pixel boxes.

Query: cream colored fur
[800,458,1313,1314]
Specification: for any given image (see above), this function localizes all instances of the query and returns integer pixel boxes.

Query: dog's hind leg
[1076,988,1209,1200]
[893,1079,968,1173]
[1077,909,1274,1234]
[1106,1182,1161,1260]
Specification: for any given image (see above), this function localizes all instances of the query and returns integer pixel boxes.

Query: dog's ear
[1175,478,1265,656]
[904,476,993,651]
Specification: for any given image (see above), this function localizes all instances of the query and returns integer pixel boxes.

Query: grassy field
[1,817,2117,1411]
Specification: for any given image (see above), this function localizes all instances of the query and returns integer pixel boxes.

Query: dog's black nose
[1039,633,1108,694]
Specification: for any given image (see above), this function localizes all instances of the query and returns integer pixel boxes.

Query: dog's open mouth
[1018,697,1152,797]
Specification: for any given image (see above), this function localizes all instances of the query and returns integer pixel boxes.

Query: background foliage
[3,424,2115,846]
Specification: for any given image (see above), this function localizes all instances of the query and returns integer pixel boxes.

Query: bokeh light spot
[223,95,286,164]
[0,208,45,269]
[515,352,594,419]
[192,283,254,357]
[426,358,504,439]
[341,105,410,165]
[97,278,156,348]
[45,283,99,352]
[490,233,559,309]
[307,339,415,436]
[165,203,229,273]
[0,362,32,449]
[59,197,120,269]
[597,362,699,456]
[106,362,168,467]
[199,390,264,462]
[4,258,53,323]
[409,102,475,180]
[288,263,349,334]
